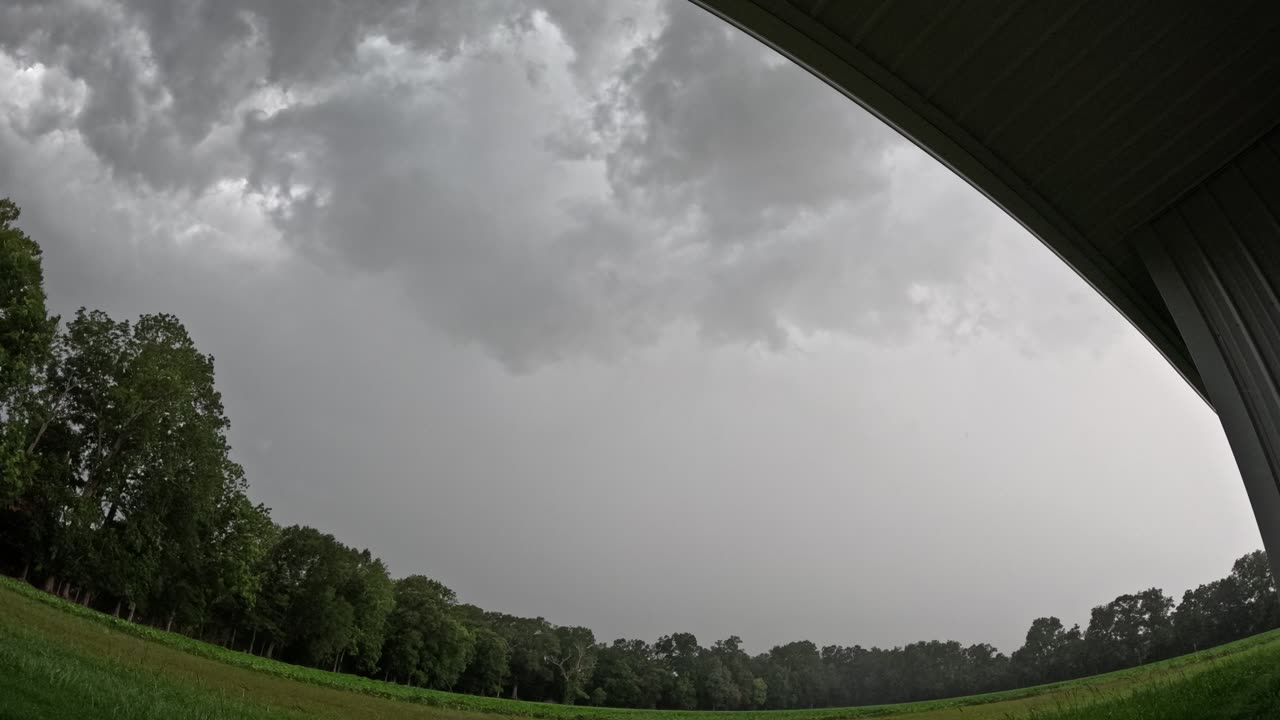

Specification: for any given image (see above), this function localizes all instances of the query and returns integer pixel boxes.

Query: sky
[0,0,1264,654]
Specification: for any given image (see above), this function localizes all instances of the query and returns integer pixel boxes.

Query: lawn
[3,576,1280,720]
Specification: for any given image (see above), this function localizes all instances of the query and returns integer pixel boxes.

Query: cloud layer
[0,0,1058,370]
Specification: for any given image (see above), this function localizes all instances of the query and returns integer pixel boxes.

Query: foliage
[1011,617,1082,686]
[458,627,511,697]
[7,576,1280,720]
[252,525,394,671]
[382,575,474,688]
[1084,588,1175,672]
[0,198,57,505]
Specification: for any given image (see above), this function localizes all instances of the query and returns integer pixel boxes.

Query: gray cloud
[0,0,1038,370]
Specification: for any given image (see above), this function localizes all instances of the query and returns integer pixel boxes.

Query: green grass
[1021,649,1280,720]
[3,575,1280,720]
[0,619,307,720]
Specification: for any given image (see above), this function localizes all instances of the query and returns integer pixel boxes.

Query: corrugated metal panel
[1140,127,1280,492]
[811,0,1280,246]
[1136,127,1280,578]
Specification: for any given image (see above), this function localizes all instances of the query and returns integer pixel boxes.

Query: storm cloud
[0,0,1030,367]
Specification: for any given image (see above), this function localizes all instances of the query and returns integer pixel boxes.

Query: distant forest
[3,197,1279,709]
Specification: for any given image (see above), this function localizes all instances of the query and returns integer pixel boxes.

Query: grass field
[3,576,1280,720]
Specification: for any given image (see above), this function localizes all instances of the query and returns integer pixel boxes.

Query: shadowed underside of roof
[694,0,1280,402]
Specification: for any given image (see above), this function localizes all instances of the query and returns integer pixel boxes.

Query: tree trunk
[229,628,237,651]
[127,602,136,623]
[113,600,122,617]
[72,587,81,603]
[43,575,56,593]
[165,611,175,633]
[80,591,93,607]
[19,561,29,583]
[249,629,257,656]
[512,679,519,701]
[266,641,275,659]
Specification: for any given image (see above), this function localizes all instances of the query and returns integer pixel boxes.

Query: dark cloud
[0,0,538,189]
[0,0,1026,369]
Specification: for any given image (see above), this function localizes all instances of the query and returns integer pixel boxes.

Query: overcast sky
[0,0,1263,654]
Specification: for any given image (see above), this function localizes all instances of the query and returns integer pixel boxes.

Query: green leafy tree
[750,676,768,707]
[381,575,474,688]
[710,636,760,709]
[654,632,701,709]
[697,655,740,709]
[253,526,390,671]
[1085,588,1174,672]
[1172,578,1249,653]
[0,199,57,505]
[1229,550,1280,635]
[490,614,558,701]
[456,626,510,696]
[592,638,664,709]
[1011,617,1083,685]
[91,313,236,622]
[764,640,825,709]
[205,495,277,649]
[343,550,395,673]
[547,625,597,705]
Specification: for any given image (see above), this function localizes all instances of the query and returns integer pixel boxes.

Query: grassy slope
[2,576,1280,720]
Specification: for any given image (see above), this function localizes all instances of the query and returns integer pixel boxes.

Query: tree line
[2,198,1279,708]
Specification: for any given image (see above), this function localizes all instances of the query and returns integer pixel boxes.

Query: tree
[91,313,238,624]
[0,199,57,506]
[1172,577,1249,654]
[381,575,474,688]
[272,527,356,665]
[251,525,392,671]
[962,643,1010,695]
[764,640,826,709]
[591,639,663,708]
[1011,617,1083,685]
[698,655,740,709]
[1084,588,1174,672]
[546,625,596,705]
[490,614,558,701]
[1229,550,1280,635]
[457,627,510,696]
[654,632,701,709]
[1,306,250,622]
[709,636,760,709]
[205,495,277,649]
[341,549,395,673]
